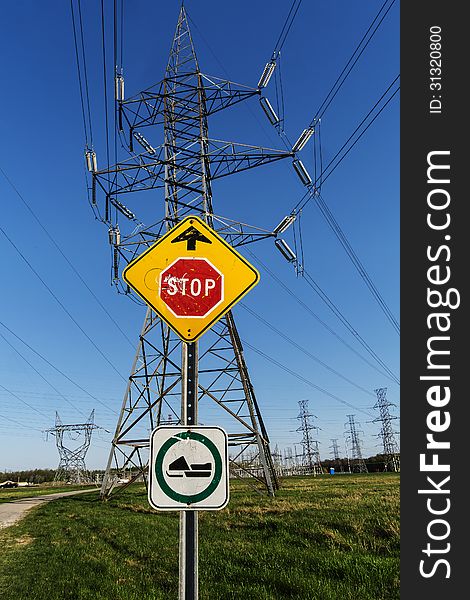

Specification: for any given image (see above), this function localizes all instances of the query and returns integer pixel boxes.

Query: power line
[77,0,94,147]
[292,101,401,333]
[113,0,119,185]
[247,250,398,384]
[0,412,42,432]
[316,189,400,334]
[239,302,375,397]
[0,382,50,421]
[255,11,400,338]
[271,0,303,59]
[247,2,400,339]
[0,320,118,416]
[0,328,87,418]
[302,269,399,384]
[284,80,401,338]
[241,337,374,419]
[0,225,127,384]
[0,166,135,348]
[307,78,400,194]
[70,0,89,146]
[70,0,94,147]
[100,0,111,188]
[312,0,397,122]
[119,0,124,67]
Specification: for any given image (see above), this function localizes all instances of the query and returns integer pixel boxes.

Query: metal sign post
[179,341,198,600]
[124,215,256,598]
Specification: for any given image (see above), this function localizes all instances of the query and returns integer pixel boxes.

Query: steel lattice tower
[329,438,343,472]
[344,414,368,473]
[92,7,293,498]
[296,399,323,475]
[372,387,400,472]
[46,410,99,484]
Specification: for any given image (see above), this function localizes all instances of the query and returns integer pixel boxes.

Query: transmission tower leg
[101,308,158,499]
[225,312,277,495]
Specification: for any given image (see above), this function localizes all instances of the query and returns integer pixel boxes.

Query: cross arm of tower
[199,74,259,115]
[47,423,101,432]
[207,139,293,179]
[94,151,167,197]
[111,215,273,273]
[93,139,291,200]
[120,74,259,131]
[209,213,274,247]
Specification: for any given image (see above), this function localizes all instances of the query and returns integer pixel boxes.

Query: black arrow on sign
[171,226,212,251]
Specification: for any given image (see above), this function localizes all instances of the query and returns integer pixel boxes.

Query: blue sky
[0,1,399,471]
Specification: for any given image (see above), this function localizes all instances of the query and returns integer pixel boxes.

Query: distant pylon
[284,446,294,469]
[272,444,283,475]
[46,410,100,484]
[93,6,290,499]
[330,438,343,472]
[344,414,368,473]
[296,399,323,475]
[372,387,400,472]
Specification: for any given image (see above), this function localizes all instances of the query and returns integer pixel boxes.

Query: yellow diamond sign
[122,216,260,341]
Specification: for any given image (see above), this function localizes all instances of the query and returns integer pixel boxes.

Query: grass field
[0,473,399,599]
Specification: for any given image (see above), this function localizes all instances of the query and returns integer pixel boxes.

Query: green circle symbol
[155,431,223,505]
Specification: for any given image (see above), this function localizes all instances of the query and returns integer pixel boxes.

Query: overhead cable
[0,412,42,432]
[303,77,400,196]
[0,166,135,348]
[271,0,303,60]
[288,78,401,335]
[241,338,374,419]
[312,0,397,122]
[70,0,90,146]
[0,225,127,384]
[0,382,50,421]
[239,302,375,397]
[247,250,399,385]
[301,270,399,385]
[0,320,118,416]
[0,329,88,418]
[258,6,400,338]
[100,0,111,195]
[315,192,400,335]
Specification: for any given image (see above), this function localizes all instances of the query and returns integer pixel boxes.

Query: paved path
[0,489,96,530]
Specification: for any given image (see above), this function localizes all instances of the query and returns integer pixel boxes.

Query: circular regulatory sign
[154,431,223,505]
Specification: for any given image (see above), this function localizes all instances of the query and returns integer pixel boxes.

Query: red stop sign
[160,258,223,317]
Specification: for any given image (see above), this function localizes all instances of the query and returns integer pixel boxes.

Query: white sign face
[148,426,229,511]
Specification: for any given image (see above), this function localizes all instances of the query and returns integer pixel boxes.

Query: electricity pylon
[296,399,323,475]
[91,7,293,498]
[372,387,400,471]
[330,438,343,472]
[46,410,99,484]
[344,414,368,473]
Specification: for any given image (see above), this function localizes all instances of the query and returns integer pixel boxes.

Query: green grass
[0,474,399,599]
[0,484,97,504]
